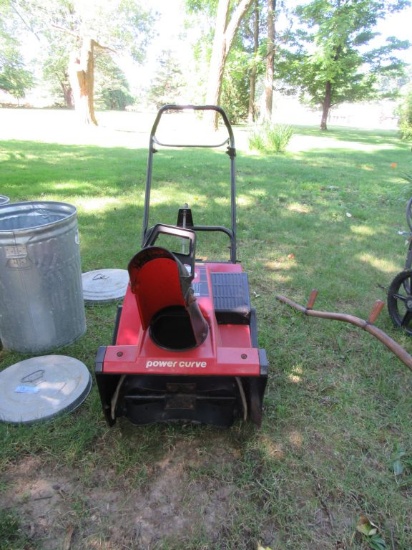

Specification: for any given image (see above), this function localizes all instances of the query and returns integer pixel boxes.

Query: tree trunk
[264,0,276,122]
[320,80,332,130]
[61,80,74,109]
[248,0,259,123]
[206,0,255,129]
[68,37,98,125]
[205,0,229,122]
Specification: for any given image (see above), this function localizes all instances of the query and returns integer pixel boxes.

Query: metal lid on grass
[0,355,92,424]
[82,269,129,303]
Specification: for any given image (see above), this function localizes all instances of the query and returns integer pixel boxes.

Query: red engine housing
[95,251,267,427]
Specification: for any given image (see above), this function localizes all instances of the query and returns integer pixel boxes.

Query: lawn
[0,109,411,550]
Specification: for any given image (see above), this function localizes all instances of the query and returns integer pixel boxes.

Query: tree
[247,0,260,122]
[147,50,187,109]
[10,0,156,123]
[0,1,34,99]
[186,0,285,125]
[221,42,252,122]
[221,0,288,124]
[280,0,411,130]
[187,0,272,127]
[219,1,266,123]
[41,42,74,108]
[399,84,412,140]
[263,0,276,121]
[189,0,255,127]
[0,36,34,99]
[94,52,134,111]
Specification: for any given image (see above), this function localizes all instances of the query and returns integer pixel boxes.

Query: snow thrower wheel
[387,270,412,336]
[406,196,412,232]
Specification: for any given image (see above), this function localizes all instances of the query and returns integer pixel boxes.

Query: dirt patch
[0,439,244,549]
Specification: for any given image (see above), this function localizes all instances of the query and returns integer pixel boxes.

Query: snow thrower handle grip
[368,300,385,324]
[149,104,236,150]
[153,103,233,128]
[142,104,238,263]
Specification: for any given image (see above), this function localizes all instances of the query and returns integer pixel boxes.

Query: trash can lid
[0,355,92,424]
[82,269,129,303]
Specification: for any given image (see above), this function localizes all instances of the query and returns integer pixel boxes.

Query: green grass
[0,508,35,550]
[0,111,411,549]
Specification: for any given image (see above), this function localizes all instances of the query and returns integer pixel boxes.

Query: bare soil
[0,435,248,549]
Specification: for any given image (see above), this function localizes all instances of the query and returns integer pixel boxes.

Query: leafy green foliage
[356,514,388,549]
[277,0,411,127]
[6,0,157,107]
[0,58,34,99]
[94,52,134,110]
[398,85,412,140]
[220,2,268,123]
[221,50,252,122]
[0,2,34,98]
[368,534,388,550]
[147,49,187,109]
[391,444,412,488]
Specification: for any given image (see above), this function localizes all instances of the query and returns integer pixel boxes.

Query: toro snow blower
[95,105,268,427]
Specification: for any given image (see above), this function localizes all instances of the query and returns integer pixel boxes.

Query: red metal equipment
[95,105,268,427]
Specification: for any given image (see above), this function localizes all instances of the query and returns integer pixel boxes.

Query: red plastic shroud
[101,262,261,377]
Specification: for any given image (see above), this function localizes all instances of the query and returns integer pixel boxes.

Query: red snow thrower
[95,105,268,427]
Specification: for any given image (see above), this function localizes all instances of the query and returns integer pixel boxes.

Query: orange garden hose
[276,289,412,372]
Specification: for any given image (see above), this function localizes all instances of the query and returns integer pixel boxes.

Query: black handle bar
[149,104,236,151]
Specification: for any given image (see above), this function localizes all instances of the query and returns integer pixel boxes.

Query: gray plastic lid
[82,269,129,303]
[0,355,92,424]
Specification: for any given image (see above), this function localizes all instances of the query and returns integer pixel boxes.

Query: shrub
[248,122,294,153]
[398,86,412,141]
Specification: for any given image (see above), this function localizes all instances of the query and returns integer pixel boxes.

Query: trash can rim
[0,200,77,231]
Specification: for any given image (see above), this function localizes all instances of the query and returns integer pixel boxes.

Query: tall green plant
[248,122,294,153]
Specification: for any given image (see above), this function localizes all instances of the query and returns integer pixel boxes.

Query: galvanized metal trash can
[0,201,86,353]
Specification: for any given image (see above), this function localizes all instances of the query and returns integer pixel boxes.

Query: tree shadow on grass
[290,124,404,147]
